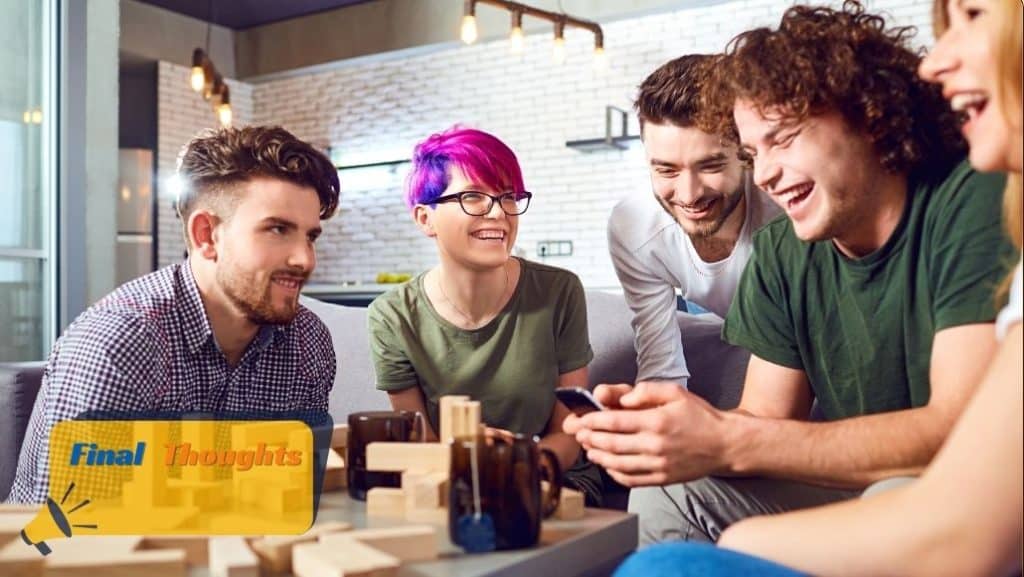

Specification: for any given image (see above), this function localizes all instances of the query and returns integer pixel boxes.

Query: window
[0,1,56,361]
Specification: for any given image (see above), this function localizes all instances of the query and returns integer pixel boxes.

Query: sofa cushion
[0,362,45,500]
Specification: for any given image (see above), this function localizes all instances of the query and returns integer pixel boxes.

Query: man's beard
[217,265,304,325]
[657,184,745,239]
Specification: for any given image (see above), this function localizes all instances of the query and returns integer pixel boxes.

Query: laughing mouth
[471,230,506,240]
[272,276,304,290]
[775,182,813,210]
[949,92,989,127]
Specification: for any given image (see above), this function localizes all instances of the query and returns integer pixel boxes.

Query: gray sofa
[0,291,749,501]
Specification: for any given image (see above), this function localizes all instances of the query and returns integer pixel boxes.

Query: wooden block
[404,506,448,525]
[0,540,44,577]
[366,487,405,518]
[403,470,447,509]
[554,487,585,520]
[457,401,481,439]
[48,536,145,560]
[1,513,35,547]
[45,549,186,577]
[0,504,41,513]
[250,521,351,574]
[322,449,346,492]
[292,540,398,577]
[209,536,258,577]
[439,395,470,443]
[365,443,450,474]
[141,535,209,567]
[330,424,349,450]
[321,525,437,562]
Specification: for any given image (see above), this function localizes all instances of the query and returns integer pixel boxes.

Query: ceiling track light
[461,0,606,65]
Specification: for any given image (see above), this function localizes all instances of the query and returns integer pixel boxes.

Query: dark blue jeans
[614,543,808,577]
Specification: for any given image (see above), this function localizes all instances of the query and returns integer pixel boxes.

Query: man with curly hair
[7,126,341,503]
[565,1,1014,545]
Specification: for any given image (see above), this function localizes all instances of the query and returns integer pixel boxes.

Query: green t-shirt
[368,259,594,435]
[723,160,1013,420]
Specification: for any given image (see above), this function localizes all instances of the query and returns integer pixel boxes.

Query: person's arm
[8,313,161,503]
[387,387,438,442]
[540,366,588,471]
[367,299,435,436]
[719,323,1023,577]
[608,213,689,384]
[572,322,995,488]
[718,321,997,487]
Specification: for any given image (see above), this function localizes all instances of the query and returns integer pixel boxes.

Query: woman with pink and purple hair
[367,126,603,504]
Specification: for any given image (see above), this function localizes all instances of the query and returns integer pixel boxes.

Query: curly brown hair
[699,0,964,174]
[176,126,340,244]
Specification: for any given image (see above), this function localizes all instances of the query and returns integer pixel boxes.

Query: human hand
[568,381,730,486]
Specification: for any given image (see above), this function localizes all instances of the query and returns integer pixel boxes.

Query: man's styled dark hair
[635,54,718,131]
[176,125,340,245]
[700,0,964,174]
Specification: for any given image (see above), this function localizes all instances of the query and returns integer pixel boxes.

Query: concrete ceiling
[133,0,375,30]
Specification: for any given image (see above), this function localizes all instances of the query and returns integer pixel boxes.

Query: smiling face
[919,0,1019,173]
[642,121,748,239]
[415,167,518,272]
[734,100,888,246]
[213,177,322,324]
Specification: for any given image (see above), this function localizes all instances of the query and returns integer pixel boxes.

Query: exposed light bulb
[461,14,478,44]
[31,109,43,124]
[217,103,232,126]
[593,45,607,70]
[22,110,31,124]
[552,37,566,64]
[509,26,524,53]
[190,66,205,92]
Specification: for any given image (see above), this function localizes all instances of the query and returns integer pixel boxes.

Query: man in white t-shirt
[608,54,781,385]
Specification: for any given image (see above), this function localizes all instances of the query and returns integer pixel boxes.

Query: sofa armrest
[0,361,45,501]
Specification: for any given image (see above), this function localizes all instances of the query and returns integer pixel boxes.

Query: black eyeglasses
[430,190,533,216]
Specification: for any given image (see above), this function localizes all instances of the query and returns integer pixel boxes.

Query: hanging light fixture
[187,0,231,125]
[552,19,566,64]
[190,48,206,92]
[217,85,232,127]
[460,0,478,44]
[460,0,605,67]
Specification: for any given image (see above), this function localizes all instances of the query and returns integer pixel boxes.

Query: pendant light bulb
[461,14,478,44]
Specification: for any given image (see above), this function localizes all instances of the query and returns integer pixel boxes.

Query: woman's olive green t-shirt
[367,259,594,436]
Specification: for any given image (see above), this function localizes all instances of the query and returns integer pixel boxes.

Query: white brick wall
[157,0,935,286]
[157,61,254,268]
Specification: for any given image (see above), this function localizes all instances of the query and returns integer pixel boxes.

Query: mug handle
[538,448,562,518]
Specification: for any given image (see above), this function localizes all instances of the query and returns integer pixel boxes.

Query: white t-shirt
[996,260,1022,341]
[607,188,782,383]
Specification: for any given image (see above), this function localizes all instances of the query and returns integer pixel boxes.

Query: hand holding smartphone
[555,387,607,416]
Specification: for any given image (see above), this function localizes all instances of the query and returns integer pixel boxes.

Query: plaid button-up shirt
[7,262,336,503]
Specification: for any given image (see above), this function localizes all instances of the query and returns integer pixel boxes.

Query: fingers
[578,407,659,435]
[592,384,634,408]
[605,467,669,488]
[619,381,687,409]
[562,413,583,435]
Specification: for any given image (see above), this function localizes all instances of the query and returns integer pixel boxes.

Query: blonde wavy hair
[934,0,1023,295]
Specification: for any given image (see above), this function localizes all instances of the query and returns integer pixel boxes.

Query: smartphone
[555,387,606,416]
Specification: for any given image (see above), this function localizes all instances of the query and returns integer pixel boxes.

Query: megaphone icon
[20,497,72,555]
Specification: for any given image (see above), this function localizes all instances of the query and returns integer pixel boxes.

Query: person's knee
[629,480,722,545]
